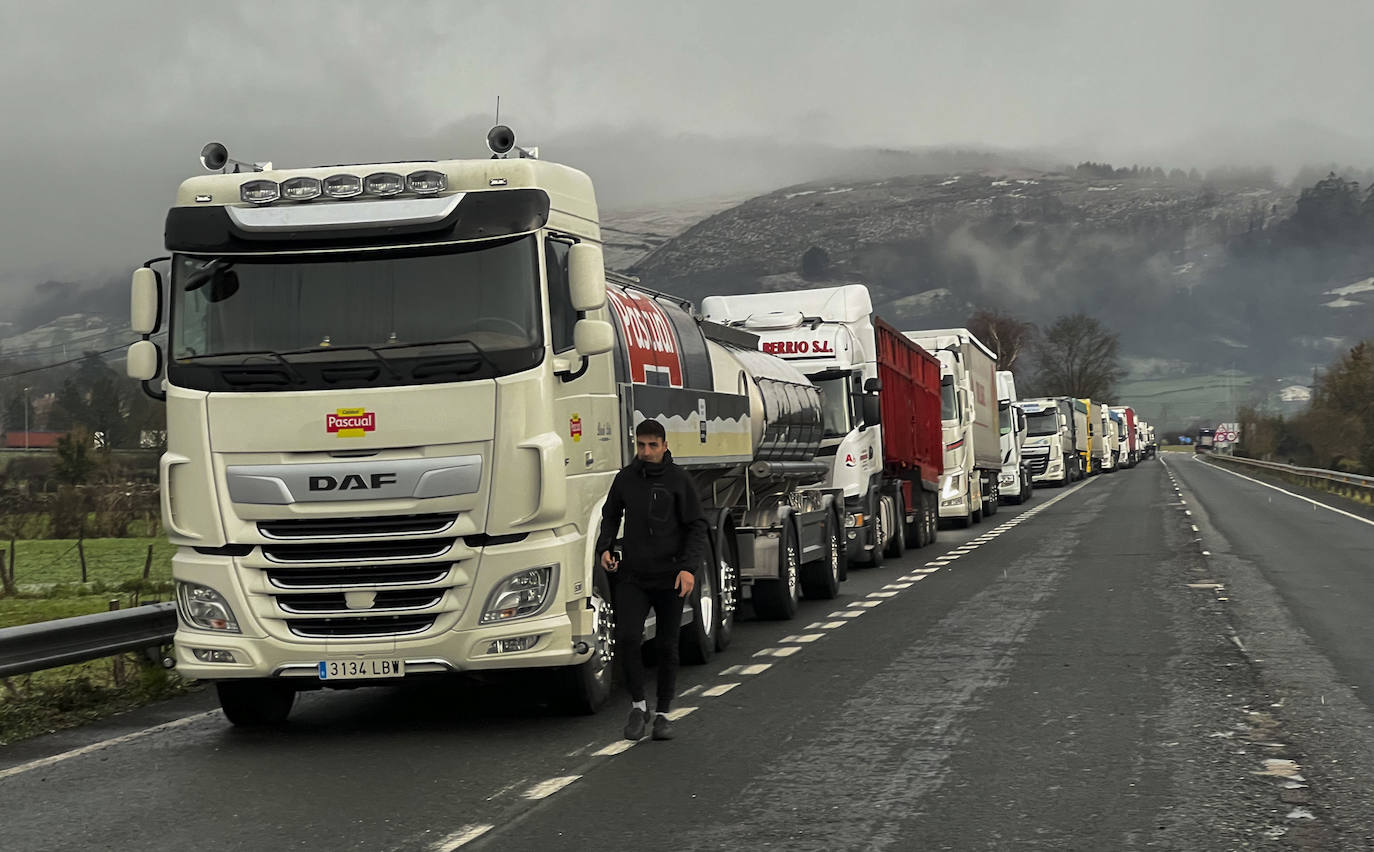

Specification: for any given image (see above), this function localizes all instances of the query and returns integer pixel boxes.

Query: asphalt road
[2,455,1372,850]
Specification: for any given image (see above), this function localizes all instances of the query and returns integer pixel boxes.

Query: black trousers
[614,578,685,712]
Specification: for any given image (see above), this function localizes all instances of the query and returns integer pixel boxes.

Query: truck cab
[1098,405,1118,472]
[1019,397,1074,486]
[996,371,1031,504]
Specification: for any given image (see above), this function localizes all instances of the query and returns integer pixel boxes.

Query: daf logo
[308,473,399,492]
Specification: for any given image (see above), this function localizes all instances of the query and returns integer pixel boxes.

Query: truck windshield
[1025,410,1059,437]
[999,404,1013,436]
[812,376,853,438]
[169,235,542,390]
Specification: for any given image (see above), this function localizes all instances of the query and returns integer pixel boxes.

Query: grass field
[1116,371,1255,428]
[2,537,175,590]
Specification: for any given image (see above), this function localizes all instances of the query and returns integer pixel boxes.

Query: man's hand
[675,569,695,598]
[600,550,618,573]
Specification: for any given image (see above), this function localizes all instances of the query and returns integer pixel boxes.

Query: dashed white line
[754,646,801,658]
[666,706,698,721]
[702,682,740,697]
[523,775,581,800]
[883,582,914,590]
[806,621,848,630]
[592,739,639,757]
[720,662,773,676]
[780,633,825,643]
[829,610,866,618]
[854,600,883,608]
[867,591,898,598]
[432,824,495,851]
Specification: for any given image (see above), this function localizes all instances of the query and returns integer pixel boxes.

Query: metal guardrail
[0,602,177,678]
[1204,454,1374,503]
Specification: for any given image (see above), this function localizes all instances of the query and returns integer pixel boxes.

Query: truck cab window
[545,238,576,354]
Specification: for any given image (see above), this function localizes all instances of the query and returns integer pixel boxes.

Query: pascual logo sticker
[326,408,375,438]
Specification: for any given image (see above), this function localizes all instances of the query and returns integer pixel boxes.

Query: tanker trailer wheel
[679,554,716,665]
[559,567,615,714]
[883,492,906,559]
[216,680,297,727]
[801,513,842,600]
[712,518,739,652]
[753,523,801,620]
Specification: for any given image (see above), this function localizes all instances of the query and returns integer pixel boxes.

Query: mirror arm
[140,379,166,402]
[558,356,590,383]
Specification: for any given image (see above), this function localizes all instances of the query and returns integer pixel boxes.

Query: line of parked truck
[126,128,1158,724]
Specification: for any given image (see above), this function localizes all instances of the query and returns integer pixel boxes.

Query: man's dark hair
[635,418,666,441]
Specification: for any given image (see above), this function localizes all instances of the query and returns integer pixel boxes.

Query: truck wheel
[1022,472,1033,503]
[864,497,887,566]
[559,568,615,714]
[984,482,998,516]
[832,508,849,583]
[216,680,296,727]
[801,514,842,600]
[680,557,716,665]
[752,523,801,620]
[908,497,928,549]
[925,495,938,544]
[713,520,738,652]
[883,492,906,559]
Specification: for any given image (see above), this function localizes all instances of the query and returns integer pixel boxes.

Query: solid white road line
[0,709,220,782]
[1185,458,1374,528]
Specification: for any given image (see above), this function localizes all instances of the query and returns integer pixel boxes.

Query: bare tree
[966,309,1036,373]
[1032,314,1126,400]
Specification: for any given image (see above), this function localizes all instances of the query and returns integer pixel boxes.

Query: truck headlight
[177,582,240,633]
[940,474,963,500]
[481,565,556,624]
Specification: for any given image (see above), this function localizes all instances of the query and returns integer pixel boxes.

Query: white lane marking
[432,824,495,851]
[855,600,883,608]
[678,684,704,698]
[1191,524,1199,532]
[807,621,848,630]
[914,567,941,573]
[766,646,802,657]
[666,706,698,721]
[868,591,898,598]
[1202,551,1212,556]
[923,561,946,567]
[593,739,639,757]
[702,682,740,697]
[883,582,914,590]
[780,633,825,643]
[719,662,773,675]
[830,610,866,618]
[0,709,220,782]
[1190,459,1374,528]
[523,775,581,800]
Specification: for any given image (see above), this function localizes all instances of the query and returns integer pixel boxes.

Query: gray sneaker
[623,708,647,741]
[651,713,675,740]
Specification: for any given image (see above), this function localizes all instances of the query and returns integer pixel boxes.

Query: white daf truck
[902,329,1000,527]
[1018,397,1075,486]
[1097,403,1118,472]
[996,370,1032,504]
[702,285,943,566]
[126,129,847,726]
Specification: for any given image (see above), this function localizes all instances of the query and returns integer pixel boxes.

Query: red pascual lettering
[606,290,684,386]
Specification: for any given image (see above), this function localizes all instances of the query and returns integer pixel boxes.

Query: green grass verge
[1,537,175,589]
[0,659,197,746]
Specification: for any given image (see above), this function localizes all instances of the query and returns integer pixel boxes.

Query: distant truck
[1078,398,1100,474]
[1066,397,1090,479]
[1100,406,1119,472]
[1111,406,1138,467]
[1140,421,1156,458]
[1196,428,1216,454]
[1018,398,1075,486]
[996,371,1032,503]
[903,329,1001,526]
[702,285,943,565]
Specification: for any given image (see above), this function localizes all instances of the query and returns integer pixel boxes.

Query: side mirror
[131,268,161,335]
[127,340,162,381]
[862,393,882,428]
[573,318,614,356]
[568,243,607,311]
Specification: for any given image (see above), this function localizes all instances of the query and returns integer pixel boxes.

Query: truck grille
[262,538,455,563]
[277,589,444,613]
[1028,456,1049,475]
[264,562,452,589]
[258,513,457,539]
[287,614,436,638]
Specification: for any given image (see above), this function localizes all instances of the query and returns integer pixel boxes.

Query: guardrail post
[142,544,154,580]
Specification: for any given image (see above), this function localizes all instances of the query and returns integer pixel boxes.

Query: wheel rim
[698,567,714,638]
[875,502,886,550]
[591,591,615,682]
[786,540,799,604]
[720,557,737,615]
[829,527,840,582]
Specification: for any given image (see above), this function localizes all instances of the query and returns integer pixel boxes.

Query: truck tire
[883,492,906,559]
[752,522,801,620]
[864,496,887,566]
[679,556,716,665]
[801,514,842,600]
[984,479,998,516]
[925,494,938,544]
[1021,470,1033,503]
[908,494,928,549]
[832,507,849,583]
[713,518,738,652]
[558,567,615,714]
[216,680,296,727]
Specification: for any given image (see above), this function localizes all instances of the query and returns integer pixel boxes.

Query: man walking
[596,418,708,741]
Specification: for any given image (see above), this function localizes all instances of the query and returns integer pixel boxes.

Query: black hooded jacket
[595,450,708,586]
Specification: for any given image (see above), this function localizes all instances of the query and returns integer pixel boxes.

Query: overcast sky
[2,0,1372,298]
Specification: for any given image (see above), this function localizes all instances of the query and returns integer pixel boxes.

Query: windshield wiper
[275,344,406,381]
[179,349,307,385]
